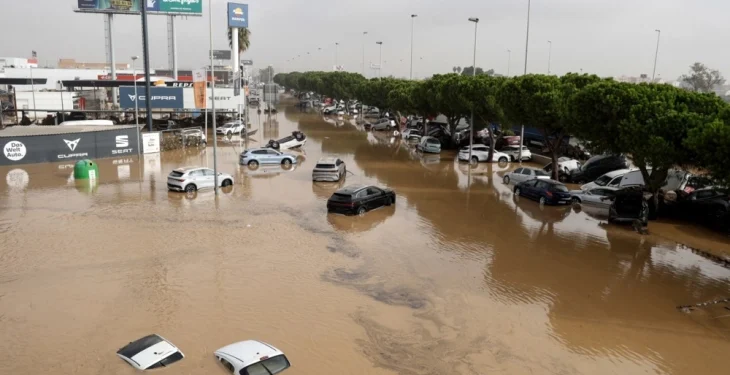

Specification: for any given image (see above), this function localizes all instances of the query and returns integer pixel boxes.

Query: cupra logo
[64,138,80,151]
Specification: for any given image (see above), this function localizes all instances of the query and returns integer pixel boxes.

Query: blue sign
[227,3,248,28]
[119,86,184,109]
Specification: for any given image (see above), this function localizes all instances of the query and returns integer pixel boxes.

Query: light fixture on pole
[652,29,661,81]
[547,40,552,74]
[410,14,417,80]
[507,49,511,77]
[518,0,531,164]
[376,41,383,78]
[467,17,479,165]
[131,56,139,127]
[208,0,219,195]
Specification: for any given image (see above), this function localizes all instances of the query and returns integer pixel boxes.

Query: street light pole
[507,49,511,77]
[652,29,661,81]
[208,0,219,195]
[131,56,139,127]
[335,42,339,69]
[547,40,552,74]
[518,0,531,164]
[468,17,479,165]
[29,66,36,122]
[410,14,417,80]
[376,41,383,78]
[362,32,367,76]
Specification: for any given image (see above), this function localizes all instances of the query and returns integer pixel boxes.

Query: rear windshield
[242,355,291,375]
[169,171,184,178]
[315,164,336,169]
[330,193,351,202]
[117,335,164,358]
[551,184,569,193]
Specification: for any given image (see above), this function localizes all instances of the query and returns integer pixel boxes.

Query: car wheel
[572,197,581,204]
[282,158,292,167]
[248,160,259,168]
[514,187,521,196]
[471,156,479,164]
[221,179,232,187]
[503,175,510,184]
[539,196,547,205]
[357,206,367,215]
[510,155,515,162]
[185,184,197,193]
[227,131,232,137]
[386,196,394,206]
[498,157,508,163]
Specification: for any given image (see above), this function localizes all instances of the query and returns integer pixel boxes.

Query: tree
[461,66,494,76]
[569,81,727,208]
[227,28,251,56]
[430,74,471,143]
[680,62,725,93]
[465,75,506,162]
[355,78,403,113]
[686,106,730,184]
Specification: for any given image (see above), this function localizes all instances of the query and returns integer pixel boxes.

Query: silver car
[312,157,346,182]
[370,118,395,131]
[502,167,551,185]
[240,147,298,168]
[570,186,619,207]
[167,166,234,193]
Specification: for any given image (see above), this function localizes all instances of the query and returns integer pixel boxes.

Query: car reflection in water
[167,185,235,205]
[327,204,395,233]
[513,191,573,224]
[312,178,348,200]
[242,163,298,178]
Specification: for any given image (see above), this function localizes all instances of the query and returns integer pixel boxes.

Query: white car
[217,121,246,136]
[458,144,510,163]
[117,334,184,370]
[502,167,551,185]
[502,145,532,161]
[580,169,630,191]
[215,340,291,375]
[167,166,234,193]
[266,131,307,150]
[543,157,581,175]
[569,186,619,207]
[313,157,347,182]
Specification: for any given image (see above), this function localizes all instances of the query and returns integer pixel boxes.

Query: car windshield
[594,175,612,186]
[551,184,569,193]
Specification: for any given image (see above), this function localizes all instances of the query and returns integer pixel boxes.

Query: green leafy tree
[686,106,730,184]
[466,75,506,161]
[680,62,725,93]
[461,66,494,76]
[430,74,471,143]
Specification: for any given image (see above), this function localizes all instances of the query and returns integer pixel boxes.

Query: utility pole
[467,17,479,165]
[652,29,661,81]
[518,0,531,164]
[410,14,417,79]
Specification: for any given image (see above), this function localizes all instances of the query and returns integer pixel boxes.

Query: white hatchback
[117,334,184,370]
[502,145,532,161]
[458,144,510,163]
[167,166,234,193]
[215,340,291,375]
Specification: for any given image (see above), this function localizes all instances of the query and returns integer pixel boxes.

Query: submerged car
[215,340,291,375]
[265,131,307,150]
[312,157,346,182]
[502,145,532,162]
[167,167,234,193]
[606,186,649,226]
[458,144,510,163]
[502,167,551,185]
[117,334,184,370]
[240,147,298,168]
[416,136,441,153]
[580,169,630,191]
[567,154,628,183]
[367,118,396,131]
[217,121,246,136]
[514,179,572,205]
[671,187,729,230]
[570,186,619,207]
[327,184,396,215]
[177,128,207,146]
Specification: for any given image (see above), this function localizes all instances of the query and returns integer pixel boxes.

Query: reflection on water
[0,97,729,375]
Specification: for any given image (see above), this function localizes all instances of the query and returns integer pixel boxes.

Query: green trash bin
[74,159,99,180]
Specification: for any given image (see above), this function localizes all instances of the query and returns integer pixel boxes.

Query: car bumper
[313,173,341,182]
[327,204,354,215]
[167,183,184,191]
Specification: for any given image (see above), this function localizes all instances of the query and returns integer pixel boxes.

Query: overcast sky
[1,0,728,81]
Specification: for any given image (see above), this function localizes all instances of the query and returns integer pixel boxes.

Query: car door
[202,169,216,188]
[532,180,549,200]
[582,189,604,206]
[511,168,524,183]
[520,179,537,198]
[267,149,281,164]
[520,168,534,183]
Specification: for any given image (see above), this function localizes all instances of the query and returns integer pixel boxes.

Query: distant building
[0,57,38,69]
[58,58,129,70]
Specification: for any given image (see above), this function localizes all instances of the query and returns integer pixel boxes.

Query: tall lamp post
[335,42,339,69]
[376,41,383,78]
[131,56,139,127]
[518,0,531,164]
[208,0,219,195]
[652,29,661,81]
[467,17,479,164]
[547,40,552,74]
[507,49,511,76]
[410,14,417,79]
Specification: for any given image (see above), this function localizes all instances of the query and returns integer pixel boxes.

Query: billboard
[212,50,232,60]
[119,86,184,109]
[241,59,253,66]
[227,3,249,28]
[76,0,203,16]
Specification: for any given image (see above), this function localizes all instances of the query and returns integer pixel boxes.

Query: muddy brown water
[1,99,730,375]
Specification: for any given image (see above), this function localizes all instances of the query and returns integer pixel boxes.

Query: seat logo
[116,135,129,148]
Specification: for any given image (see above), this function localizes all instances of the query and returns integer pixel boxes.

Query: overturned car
[265,131,307,150]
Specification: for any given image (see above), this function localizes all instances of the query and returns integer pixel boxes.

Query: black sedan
[672,187,729,231]
[327,184,396,215]
[513,179,572,205]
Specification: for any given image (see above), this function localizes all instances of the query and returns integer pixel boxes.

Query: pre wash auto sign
[119,86,184,109]
[0,128,139,166]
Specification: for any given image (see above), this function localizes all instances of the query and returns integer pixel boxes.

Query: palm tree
[227,27,251,56]
[456,66,462,74]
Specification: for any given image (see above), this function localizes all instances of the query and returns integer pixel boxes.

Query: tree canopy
[679,62,725,93]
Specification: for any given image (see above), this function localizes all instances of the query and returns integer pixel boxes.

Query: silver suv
[167,166,234,193]
[312,157,346,182]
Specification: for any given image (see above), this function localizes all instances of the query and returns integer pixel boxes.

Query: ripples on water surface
[0,100,729,375]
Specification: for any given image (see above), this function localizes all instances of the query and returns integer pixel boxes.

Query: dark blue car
[514,179,572,205]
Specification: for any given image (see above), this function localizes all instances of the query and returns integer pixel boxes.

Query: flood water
[1,98,730,375]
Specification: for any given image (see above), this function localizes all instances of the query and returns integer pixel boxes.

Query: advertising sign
[76,0,203,16]
[227,3,249,28]
[192,69,207,109]
[212,50,232,60]
[142,132,161,154]
[241,59,253,66]
[0,128,139,166]
[119,86,184,109]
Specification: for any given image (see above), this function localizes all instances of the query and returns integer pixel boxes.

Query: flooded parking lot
[1,100,730,375]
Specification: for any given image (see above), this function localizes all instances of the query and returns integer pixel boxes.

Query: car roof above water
[336,184,369,194]
[215,340,285,369]
[174,166,207,173]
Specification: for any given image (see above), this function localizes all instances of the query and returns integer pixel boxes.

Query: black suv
[327,185,396,215]
[568,154,628,183]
